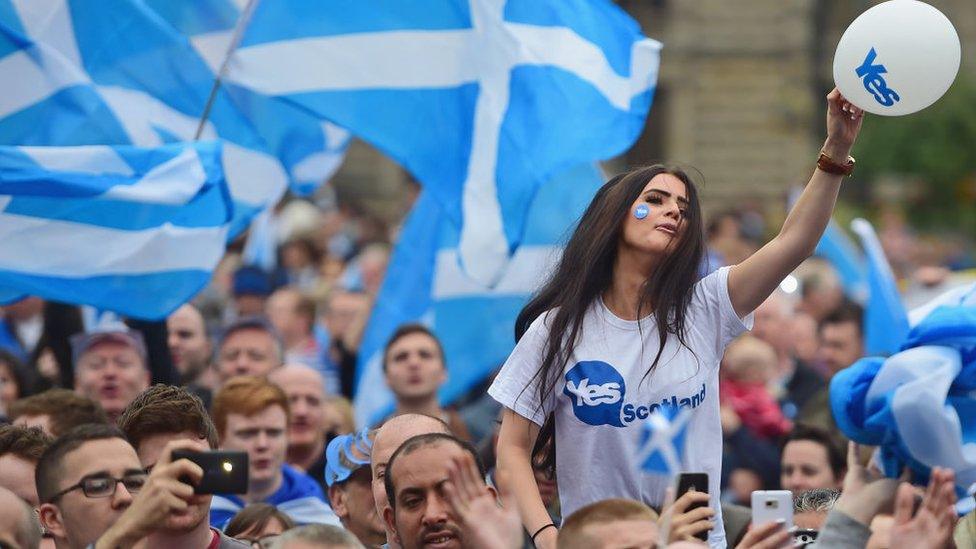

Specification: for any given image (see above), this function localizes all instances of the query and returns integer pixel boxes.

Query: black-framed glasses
[49,471,148,501]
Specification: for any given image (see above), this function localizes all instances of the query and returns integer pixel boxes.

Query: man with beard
[167,305,219,402]
[370,414,451,549]
[382,433,492,549]
[325,430,385,548]
[103,384,248,548]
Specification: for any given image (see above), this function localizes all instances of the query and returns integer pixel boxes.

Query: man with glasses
[35,424,147,549]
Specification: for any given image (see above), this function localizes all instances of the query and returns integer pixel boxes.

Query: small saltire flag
[850,218,910,356]
[217,0,660,285]
[0,141,232,320]
[831,305,976,511]
[354,163,604,427]
[636,406,691,476]
[143,0,352,196]
[0,0,286,236]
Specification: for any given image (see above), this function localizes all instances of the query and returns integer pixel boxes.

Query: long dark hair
[516,165,705,470]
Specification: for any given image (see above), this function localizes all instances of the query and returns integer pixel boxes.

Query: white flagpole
[194,0,263,140]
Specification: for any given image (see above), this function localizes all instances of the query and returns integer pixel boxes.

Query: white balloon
[833,0,961,116]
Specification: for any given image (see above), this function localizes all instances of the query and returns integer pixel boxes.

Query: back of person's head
[0,485,42,549]
[558,498,659,549]
[268,523,365,549]
[0,425,52,462]
[212,375,290,439]
[794,487,840,532]
[35,424,127,504]
[224,502,296,542]
[383,432,483,510]
[117,384,219,451]
[9,388,108,437]
[0,349,34,401]
[723,334,778,383]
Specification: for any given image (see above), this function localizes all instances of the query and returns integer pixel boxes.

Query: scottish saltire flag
[354,164,604,427]
[831,305,976,512]
[143,0,351,196]
[0,0,286,235]
[218,0,660,285]
[636,406,691,476]
[0,141,232,319]
[814,220,867,300]
[851,218,910,356]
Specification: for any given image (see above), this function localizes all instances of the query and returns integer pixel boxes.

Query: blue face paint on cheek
[634,204,649,220]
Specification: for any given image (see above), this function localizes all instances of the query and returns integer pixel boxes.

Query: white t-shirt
[489,266,752,549]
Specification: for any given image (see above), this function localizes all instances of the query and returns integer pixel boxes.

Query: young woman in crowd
[490,89,864,548]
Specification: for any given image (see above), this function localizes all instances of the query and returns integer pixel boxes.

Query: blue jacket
[210,464,341,529]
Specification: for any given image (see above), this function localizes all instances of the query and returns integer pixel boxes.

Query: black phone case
[675,473,710,542]
[172,450,249,495]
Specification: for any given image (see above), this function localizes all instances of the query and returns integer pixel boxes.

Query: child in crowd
[720,335,792,439]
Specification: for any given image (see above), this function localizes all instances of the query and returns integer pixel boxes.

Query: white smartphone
[751,490,793,530]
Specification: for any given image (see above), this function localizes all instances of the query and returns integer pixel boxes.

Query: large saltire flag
[354,164,605,427]
[0,0,287,235]
[141,0,352,196]
[0,141,233,319]
[207,0,660,285]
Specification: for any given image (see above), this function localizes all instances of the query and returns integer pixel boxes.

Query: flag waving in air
[215,0,660,285]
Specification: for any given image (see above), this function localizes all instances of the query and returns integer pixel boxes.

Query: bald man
[0,486,42,549]
[269,365,330,490]
[370,414,451,549]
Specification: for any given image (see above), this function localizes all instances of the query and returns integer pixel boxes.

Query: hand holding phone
[751,490,794,530]
[171,449,248,494]
[667,472,712,543]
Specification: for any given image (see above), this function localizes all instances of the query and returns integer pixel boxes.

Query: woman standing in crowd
[490,89,864,548]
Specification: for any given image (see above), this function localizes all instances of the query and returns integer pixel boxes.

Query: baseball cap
[324,428,373,487]
[70,326,147,365]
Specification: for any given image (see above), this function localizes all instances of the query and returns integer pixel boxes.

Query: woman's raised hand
[824,87,864,160]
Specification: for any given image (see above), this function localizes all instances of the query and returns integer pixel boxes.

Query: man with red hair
[209,376,340,528]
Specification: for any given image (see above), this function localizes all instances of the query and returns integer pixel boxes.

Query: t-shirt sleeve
[487,313,555,427]
[691,266,754,361]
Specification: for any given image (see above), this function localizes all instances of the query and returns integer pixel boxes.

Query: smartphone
[751,490,793,530]
[171,449,249,494]
[674,473,710,542]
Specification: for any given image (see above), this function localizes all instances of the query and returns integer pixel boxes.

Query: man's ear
[383,505,401,545]
[38,503,66,540]
[328,485,348,519]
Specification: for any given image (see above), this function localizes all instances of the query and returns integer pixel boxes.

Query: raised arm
[728,89,864,317]
[495,409,555,549]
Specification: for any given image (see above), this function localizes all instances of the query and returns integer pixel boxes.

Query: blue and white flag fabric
[636,405,691,477]
[850,218,910,356]
[0,0,286,235]
[142,0,351,196]
[0,141,232,320]
[814,219,867,301]
[220,0,660,285]
[831,304,976,512]
[353,163,605,427]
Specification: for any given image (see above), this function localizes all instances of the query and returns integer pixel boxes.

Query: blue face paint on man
[634,204,649,220]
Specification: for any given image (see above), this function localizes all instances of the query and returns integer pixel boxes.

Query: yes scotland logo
[564,361,626,427]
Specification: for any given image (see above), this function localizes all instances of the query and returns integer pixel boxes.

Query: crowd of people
[0,92,974,549]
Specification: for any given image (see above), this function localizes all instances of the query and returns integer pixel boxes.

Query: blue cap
[325,428,373,487]
[233,266,271,297]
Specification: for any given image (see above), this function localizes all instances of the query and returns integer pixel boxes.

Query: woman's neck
[603,247,659,320]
